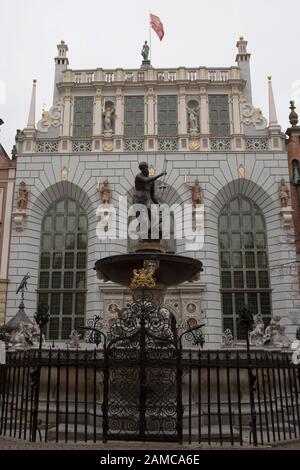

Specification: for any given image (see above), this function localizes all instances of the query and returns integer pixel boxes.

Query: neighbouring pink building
[0,124,16,325]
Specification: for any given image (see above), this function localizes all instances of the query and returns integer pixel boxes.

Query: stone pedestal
[280,206,293,229]
[141,60,151,68]
[13,209,26,231]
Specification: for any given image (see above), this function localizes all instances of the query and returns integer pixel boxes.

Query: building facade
[286,102,300,290]
[0,123,16,325]
[6,38,300,346]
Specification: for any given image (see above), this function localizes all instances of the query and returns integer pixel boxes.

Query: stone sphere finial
[289,100,299,127]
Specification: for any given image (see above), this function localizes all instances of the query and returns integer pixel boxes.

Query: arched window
[38,199,88,340]
[292,159,300,185]
[219,196,271,340]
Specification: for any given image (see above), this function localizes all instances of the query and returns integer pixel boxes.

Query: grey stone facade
[6,149,299,347]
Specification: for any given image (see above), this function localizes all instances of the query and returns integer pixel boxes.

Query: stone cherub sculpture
[8,320,43,350]
[264,316,290,348]
[249,314,267,346]
[67,330,82,349]
[17,182,29,211]
[279,179,290,208]
[249,315,290,348]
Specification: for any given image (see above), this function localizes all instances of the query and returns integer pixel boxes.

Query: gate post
[177,342,183,445]
[139,310,146,439]
[102,345,109,443]
[239,306,257,447]
[30,350,41,443]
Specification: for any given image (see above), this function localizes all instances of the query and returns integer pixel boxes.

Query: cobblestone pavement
[0,435,299,450]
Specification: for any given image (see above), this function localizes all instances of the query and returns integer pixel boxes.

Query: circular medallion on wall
[186,303,197,314]
[108,303,119,314]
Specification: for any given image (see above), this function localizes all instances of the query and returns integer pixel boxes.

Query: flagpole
[149,10,152,62]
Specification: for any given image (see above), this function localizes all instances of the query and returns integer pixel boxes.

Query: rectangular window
[158,96,178,137]
[124,96,145,138]
[73,96,93,138]
[208,95,230,136]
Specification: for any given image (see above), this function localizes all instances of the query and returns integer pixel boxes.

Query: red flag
[150,13,164,41]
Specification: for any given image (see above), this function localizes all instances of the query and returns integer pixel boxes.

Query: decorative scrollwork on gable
[240,96,268,130]
[37,102,63,133]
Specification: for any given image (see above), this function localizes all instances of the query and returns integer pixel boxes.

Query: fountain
[94,161,203,306]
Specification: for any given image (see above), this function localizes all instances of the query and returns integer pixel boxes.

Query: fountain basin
[94,253,203,288]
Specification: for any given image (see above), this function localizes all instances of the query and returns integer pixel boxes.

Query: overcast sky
[1,0,299,154]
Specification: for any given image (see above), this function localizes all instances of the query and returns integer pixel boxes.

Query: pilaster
[93,88,103,136]
[178,86,187,136]
[62,88,72,138]
[115,87,124,136]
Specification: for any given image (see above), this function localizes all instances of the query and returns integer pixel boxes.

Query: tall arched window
[38,199,88,340]
[219,196,271,340]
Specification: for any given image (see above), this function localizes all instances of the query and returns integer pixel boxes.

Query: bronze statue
[16,273,30,299]
[141,41,150,61]
[132,162,167,239]
[133,162,166,207]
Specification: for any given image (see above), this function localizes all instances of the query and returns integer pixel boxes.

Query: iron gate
[102,299,183,442]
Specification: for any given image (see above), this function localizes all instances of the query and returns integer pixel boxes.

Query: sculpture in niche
[97,178,111,205]
[191,180,202,207]
[141,41,150,61]
[17,182,29,211]
[186,101,200,135]
[103,103,115,134]
[279,179,290,208]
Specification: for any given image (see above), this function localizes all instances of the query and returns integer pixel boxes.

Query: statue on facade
[141,41,150,61]
[191,180,202,207]
[279,179,290,208]
[17,182,29,211]
[97,178,111,205]
[186,104,200,134]
[103,105,115,133]
[132,162,167,239]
